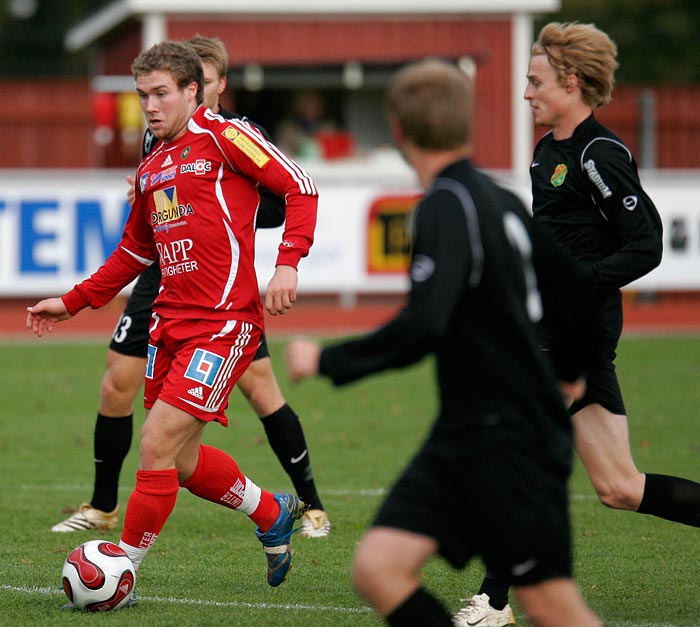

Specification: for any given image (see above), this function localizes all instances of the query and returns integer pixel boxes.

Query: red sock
[181,445,279,530]
[121,468,179,549]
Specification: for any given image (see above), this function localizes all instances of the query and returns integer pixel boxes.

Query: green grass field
[1,335,699,626]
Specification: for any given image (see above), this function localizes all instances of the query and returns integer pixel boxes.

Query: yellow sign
[366,195,419,273]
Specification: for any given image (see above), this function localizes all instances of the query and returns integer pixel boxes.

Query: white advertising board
[0,165,698,297]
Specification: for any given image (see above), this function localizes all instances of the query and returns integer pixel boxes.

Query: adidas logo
[187,386,204,400]
[162,154,173,167]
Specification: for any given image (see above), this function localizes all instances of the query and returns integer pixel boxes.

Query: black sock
[478,572,510,611]
[261,404,323,510]
[386,588,453,626]
[638,473,700,527]
[90,413,133,512]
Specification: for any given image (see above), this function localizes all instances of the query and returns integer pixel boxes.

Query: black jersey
[142,107,285,228]
[320,159,597,467]
[530,114,662,290]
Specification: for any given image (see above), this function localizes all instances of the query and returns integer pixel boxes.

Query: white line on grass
[2,587,684,626]
[1,585,372,614]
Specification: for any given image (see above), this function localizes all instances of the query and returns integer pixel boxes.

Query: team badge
[550,164,568,187]
[181,146,190,159]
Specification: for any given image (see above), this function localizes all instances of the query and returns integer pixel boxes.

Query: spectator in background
[276,90,339,159]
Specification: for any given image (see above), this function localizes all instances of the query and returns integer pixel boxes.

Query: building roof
[65,0,560,51]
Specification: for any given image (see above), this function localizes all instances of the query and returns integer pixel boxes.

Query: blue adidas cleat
[255,494,306,587]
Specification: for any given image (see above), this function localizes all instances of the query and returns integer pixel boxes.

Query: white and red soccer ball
[61,540,135,611]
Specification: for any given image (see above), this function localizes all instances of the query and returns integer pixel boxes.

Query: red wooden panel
[169,18,510,65]
[0,79,92,167]
[168,17,514,167]
[655,87,700,168]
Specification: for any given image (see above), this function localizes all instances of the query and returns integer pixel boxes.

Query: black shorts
[570,289,626,415]
[372,415,573,586]
[542,289,626,416]
[108,264,270,362]
[108,264,161,358]
[569,342,626,416]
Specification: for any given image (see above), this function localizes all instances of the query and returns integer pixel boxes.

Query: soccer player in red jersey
[51,35,329,540]
[27,40,318,593]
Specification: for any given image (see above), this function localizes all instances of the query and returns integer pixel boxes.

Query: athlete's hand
[265,265,298,316]
[286,338,321,382]
[560,377,586,409]
[126,174,136,206]
[26,298,72,337]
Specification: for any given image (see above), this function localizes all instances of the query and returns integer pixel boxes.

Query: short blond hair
[385,58,473,150]
[532,22,618,109]
[186,34,228,79]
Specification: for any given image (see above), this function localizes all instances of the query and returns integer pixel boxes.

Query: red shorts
[144,315,261,426]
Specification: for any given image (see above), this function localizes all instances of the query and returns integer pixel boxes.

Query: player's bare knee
[595,482,640,511]
[100,372,135,416]
[241,379,285,416]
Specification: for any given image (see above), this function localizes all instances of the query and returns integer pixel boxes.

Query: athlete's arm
[582,140,663,287]
[318,190,470,385]
[61,186,157,315]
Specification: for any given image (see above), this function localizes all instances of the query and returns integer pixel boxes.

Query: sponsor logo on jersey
[146,344,157,379]
[151,186,195,225]
[150,165,177,186]
[222,126,270,168]
[181,146,191,159]
[139,172,149,192]
[180,159,212,175]
[162,154,173,167]
[550,163,568,187]
[156,238,199,275]
[623,194,638,210]
[184,348,225,387]
[583,159,613,198]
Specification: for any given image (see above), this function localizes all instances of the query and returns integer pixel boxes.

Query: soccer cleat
[51,503,120,533]
[298,509,331,538]
[255,494,305,587]
[453,593,515,627]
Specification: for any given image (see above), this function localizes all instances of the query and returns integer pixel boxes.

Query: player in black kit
[52,35,330,539]
[286,59,603,627]
[457,22,700,627]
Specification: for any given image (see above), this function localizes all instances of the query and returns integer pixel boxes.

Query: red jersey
[63,106,318,329]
